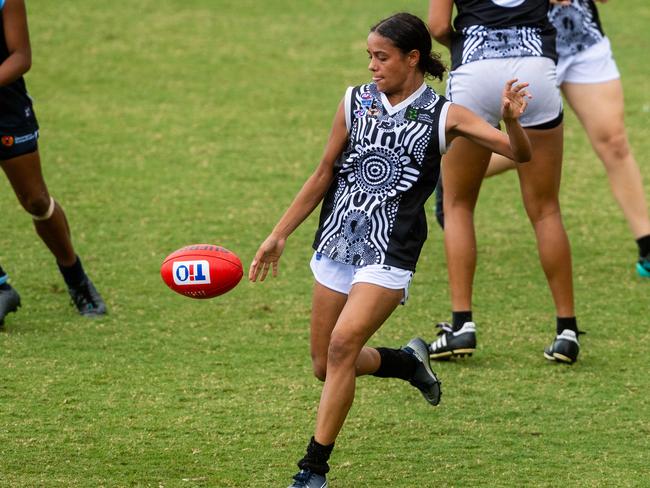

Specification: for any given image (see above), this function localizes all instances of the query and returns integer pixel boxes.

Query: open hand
[501,79,532,121]
[248,234,286,282]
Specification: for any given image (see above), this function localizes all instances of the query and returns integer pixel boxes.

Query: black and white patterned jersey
[548,0,604,57]
[312,83,450,271]
[0,4,38,131]
[450,0,557,70]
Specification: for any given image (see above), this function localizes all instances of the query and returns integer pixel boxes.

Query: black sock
[556,316,578,335]
[636,235,650,258]
[57,256,86,288]
[452,311,472,331]
[297,437,334,475]
[372,347,417,381]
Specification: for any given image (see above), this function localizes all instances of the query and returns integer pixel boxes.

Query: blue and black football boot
[636,254,650,278]
[68,277,107,317]
[0,283,21,327]
[288,469,328,488]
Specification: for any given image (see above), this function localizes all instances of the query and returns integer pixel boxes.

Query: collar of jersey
[379,82,427,116]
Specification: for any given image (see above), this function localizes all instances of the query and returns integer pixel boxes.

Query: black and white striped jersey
[450,0,557,70]
[548,0,604,57]
[312,83,450,271]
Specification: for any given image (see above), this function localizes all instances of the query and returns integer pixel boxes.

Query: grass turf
[1,1,649,486]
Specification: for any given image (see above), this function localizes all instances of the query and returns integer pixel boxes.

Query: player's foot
[544,329,580,364]
[402,337,442,406]
[0,285,21,326]
[288,469,328,488]
[636,255,650,278]
[68,277,107,317]
[428,322,476,360]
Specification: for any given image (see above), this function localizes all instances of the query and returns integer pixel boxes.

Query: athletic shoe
[544,329,580,364]
[428,322,477,360]
[68,277,107,317]
[402,337,442,406]
[288,469,327,488]
[0,285,21,326]
[636,256,650,278]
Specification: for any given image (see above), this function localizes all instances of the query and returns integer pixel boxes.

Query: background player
[428,0,581,364]
[487,0,650,278]
[0,0,106,325]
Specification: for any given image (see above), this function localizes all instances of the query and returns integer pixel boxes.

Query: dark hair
[370,12,446,81]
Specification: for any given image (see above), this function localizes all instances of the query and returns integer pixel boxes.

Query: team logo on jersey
[1,136,14,147]
[360,92,373,107]
[172,260,211,286]
[406,107,418,121]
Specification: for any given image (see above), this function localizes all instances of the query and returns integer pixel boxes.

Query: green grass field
[1,1,649,486]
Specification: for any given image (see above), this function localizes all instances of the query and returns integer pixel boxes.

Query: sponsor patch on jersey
[417,112,434,125]
[1,136,14,147]
[354,109,366,118]
[172,260,211,286]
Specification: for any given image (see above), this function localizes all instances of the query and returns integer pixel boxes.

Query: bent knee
[20,192,52,216]
[594,132,631,163]
[327,334,360,368]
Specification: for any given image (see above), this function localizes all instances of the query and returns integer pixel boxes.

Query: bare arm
[428,0,454,49]
[446,80,532,162]
[249,100,348,282]
[0,0,31,87]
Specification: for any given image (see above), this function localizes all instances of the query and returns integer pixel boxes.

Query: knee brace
[31,196,56,221]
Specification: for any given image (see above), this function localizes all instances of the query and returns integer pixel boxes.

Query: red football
[161,244,243,299]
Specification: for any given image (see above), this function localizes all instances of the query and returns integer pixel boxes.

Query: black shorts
[0,126,39,161]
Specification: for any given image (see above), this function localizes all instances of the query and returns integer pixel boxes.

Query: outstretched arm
[0,0,31,87]
[249,100,348,282]
[428,0,454,49]
[445,79,532,162]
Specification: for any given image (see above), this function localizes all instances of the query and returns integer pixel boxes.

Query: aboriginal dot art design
[314,84,447,269]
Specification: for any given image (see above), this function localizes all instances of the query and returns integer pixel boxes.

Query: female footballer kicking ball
[0,0,106,325]
[250,13,531,487]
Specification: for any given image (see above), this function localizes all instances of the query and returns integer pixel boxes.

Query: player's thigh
[442,137,491,209]
[562,80,626,143]
[1,149,50,205]
[516,125,564,216]
[328,283,402,362]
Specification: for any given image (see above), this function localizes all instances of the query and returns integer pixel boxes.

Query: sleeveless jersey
[450,0,557,70]
[0,4,38,131]
[312,83,450,271]
[548,0,604,57]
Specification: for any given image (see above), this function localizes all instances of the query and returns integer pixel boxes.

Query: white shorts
[556,37,620,86]
[447,56,563,128]
[309,252,413,304]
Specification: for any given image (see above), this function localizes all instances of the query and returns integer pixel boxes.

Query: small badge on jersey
[360,92,373,107]
[354,109,366,118]
[406,107,418,121]
[1,136,14,147]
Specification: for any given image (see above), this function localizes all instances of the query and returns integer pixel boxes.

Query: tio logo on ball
[172,260,211,286]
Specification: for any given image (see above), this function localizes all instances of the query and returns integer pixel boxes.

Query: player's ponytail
[371,12,446,81]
